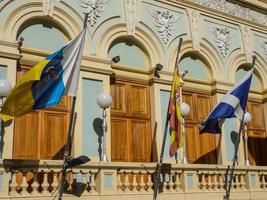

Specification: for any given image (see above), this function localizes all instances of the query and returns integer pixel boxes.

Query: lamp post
[243,112,252,166]
[180,102,190,164]
[0,79,12,159]
[97,93,112,162]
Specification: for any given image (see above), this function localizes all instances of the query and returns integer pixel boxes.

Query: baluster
[31,171,40,195]
[51,171,58,195]
[41,171,50,194]
[264,174,267,189]
[218,173,224,191]
[235,174,240,191]
[240,174,245,190]
[262,174,266,190]
[81,171,89,193]
[132,171,137,192]
[175,172,181,192]
[124,172,130,192]
[117,171,122,193]
[212,173,218,191]
[200,173,206,190]
[207,173,212,190]
[139,171,145,192]
[89,171,97,193]
[146,171,153,192]
[10,171,18,195]
[20,170,28,196]
[162,172,167,192]
[168,172,174,192]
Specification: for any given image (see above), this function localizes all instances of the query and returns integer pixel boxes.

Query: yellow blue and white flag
[1,29,86,121]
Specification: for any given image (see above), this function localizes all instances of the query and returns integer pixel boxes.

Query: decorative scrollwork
[209,26,231,57]
[150,9,179,44]
[78,0,110,26]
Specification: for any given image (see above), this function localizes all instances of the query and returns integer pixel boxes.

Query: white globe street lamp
[97,93,112,162]
[243,112,252,166]
[180,102,190,164]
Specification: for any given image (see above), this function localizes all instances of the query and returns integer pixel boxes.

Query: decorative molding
[257,39,267,57]
[209,26,231,57]
[187,9,200,51]
[150,9,179,44]
[187,0,267,27]
[78,0,110,27]
[43,0,55,17]
[124,0,137,36]
[240,25,253,62]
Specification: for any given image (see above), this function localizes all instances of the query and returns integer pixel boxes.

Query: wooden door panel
[130,119,151,162]
[13,112,40,159]
[111,118,129,162]
[198,133,218,164]
[182,93,195,123]
[41,111,69,160]
[247,102,265,130]
[111,82,127,115]
[196,94,212,123]
[129,85,150,117]
[185,124,199,164]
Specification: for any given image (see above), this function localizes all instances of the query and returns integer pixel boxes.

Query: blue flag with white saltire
[199,67,254,134]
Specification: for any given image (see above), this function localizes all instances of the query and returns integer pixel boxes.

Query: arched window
[13,22,71,160]
[18,23,68,51]
[108,38,152,162]
[236,66,267,166]
[179,54,218,164]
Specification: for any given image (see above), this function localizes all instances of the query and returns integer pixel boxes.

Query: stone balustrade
[0,160,266,199]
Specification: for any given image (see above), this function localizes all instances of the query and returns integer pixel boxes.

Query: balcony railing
[0,160,267,199]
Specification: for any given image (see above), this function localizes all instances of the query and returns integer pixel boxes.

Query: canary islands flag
[1,29,86,121]
[168,51,182,157]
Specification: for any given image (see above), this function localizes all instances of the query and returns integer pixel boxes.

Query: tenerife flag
[200,67,254,134]
[1,28,86,121]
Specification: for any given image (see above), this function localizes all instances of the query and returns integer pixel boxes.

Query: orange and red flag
[168,52,182,157]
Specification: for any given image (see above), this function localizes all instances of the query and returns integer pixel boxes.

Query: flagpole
[58,13,88,200]
[153,38,183,200]
[224,55,256,200]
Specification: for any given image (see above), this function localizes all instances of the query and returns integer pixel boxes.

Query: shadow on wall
[93,117,103,161]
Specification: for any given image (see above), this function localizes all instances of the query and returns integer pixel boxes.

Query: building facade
[0,0,267,199]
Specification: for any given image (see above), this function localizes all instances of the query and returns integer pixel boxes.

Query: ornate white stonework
[78,0,110,27]
[188,0,267,27]
[209,26,231,57]
[124,0,137,36]
[187,9,200,51]
[150,9,179,44]
[43,0,55,17]
[240,25,253,62]
[258,40,267,57]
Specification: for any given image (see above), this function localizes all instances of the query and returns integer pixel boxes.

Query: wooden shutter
[13,66,71,160]
[110,81,151,162]
[246,102,267,166]
[183,92,218,164]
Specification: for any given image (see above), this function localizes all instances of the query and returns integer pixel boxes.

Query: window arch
[17,21,69,51]
[179,53,210,80]
[107,38,149,68]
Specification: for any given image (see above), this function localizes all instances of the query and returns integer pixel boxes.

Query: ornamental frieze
[187,0,267,26]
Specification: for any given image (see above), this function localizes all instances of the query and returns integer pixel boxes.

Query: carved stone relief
[187,9,200,51]
[43,0,55,17]
[209,26,231,57]
[78,0,110,27]
[124,0,137,36]
[240,25,253,62]
[150,9,179,44]
[187,0,267,27]
[257,39,267,57]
